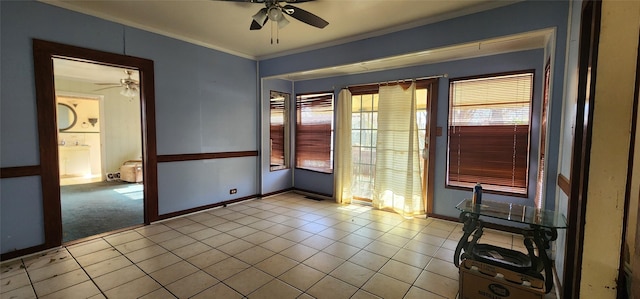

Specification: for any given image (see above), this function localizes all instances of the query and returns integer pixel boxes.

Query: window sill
[446,182,528,198]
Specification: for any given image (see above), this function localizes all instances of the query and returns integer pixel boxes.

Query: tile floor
[1,192,540,299]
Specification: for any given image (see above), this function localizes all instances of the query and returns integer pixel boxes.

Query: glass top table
[454,199,567,293]
[455,199,567,229]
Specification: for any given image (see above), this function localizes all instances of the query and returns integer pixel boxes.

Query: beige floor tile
[317,227,351,240]
[379,259,422,284]
[39,280,101,299]
[33,269,89,297]
[174,222,208,234]
[186,248,230,269]
[138,287,177,299]
[280,229,314,243]
[404,240,440,256]
[125,244,168,263]
[67,239,112,258]
[425,258,459,280]
[392,248,433,269]
[1,260,25,279]
[413,270,459,299]
[340,233,374,248]
[23,249,72,271]
[353,227,386,239]
[1,284,37,298]
[329,261,375,288]
[246,219,277,230]
[227,226,259,238]
[264,223,296,235]
[192,282,243,299]
[322,242,361,260]
[224,267,273,295]
[332,221,363,233]
[158,235,197,251]
[442,239,459,251]
[187,227,221,241]
[280,244,318,262]
[242,231,277,244]
[165,270,219,298]
[27,259,80,282]
[351,289,383,299]
[204,257,250,280]
[93,264,146,291]
[279,264,325,291]
[84,255,132,278]
[162,217,197,229]
[149,260,199,286]
[235,246,276,265]
[233,215,261,226]
[259,237,296,253]
[362,273,412,299]
[404,286,447,299]
[114,237,155,254]
[413,233,447,247]
[348,250,389,271]
[75,248,121,267]
[254,254,299,277]
[364,240,401,258]
[134,223,171,237]
[378,233,412,248]
[201,232,237,247]
[434,247,455,263]
[302,251,345,274]
[300,235,335,250]
[215,221,244,232]
[171,241,211,259]
[421,227,453,239]
[146,229,183,244]
[218,239,255,255]
[136,252,181,273]
[306,275,358,299]
[104,230,144,246]
[0,271,31,293]
[247,278,302,299]
[103,275,161,299]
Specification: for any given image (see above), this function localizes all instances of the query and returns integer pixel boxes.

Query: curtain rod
[345,74,448,89]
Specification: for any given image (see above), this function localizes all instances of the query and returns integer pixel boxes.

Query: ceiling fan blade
[283,4,328,29]
[94,83,121,86]
[94,86,121,91]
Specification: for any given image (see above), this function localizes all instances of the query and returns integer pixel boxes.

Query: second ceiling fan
[223,0,329,30]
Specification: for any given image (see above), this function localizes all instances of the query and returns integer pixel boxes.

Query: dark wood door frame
[33,39,158,250]
[563,1,602,298]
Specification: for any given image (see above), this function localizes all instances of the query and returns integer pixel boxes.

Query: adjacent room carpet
[61,181,144,243]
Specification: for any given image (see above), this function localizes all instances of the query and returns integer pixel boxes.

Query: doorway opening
[33,39,158,249]
[53,58,144,243]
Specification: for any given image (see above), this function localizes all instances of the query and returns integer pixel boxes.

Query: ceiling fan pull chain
[270,20,274,44]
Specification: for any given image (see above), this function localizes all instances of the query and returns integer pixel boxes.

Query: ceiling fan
[94,70,139,98]
[223,0,329,31]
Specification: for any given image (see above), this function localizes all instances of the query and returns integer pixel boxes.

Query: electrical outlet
[230,188,237,194]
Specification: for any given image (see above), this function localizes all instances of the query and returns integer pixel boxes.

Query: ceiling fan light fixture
[120,87,137,98]
[277,14,289,29]
[252,9,267,25]
[267,7,282,21]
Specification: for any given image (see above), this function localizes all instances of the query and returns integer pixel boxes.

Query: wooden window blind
[296,92,334,173]
[447,72,533,195]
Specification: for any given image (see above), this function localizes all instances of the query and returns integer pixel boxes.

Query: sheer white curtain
[334,89,353,204]
[372,83,424,216]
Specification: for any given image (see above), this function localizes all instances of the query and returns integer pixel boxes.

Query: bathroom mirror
[270,91,289,171]
[57,103,77,131]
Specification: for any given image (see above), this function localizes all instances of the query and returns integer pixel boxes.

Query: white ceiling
[44,0,550,82]
[42,0,519,60]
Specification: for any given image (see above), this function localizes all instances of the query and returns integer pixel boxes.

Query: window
[447,72,533,195]
[295,92,334,173]
[350,84,430,201]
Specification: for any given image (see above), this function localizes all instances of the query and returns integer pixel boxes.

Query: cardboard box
[459,259,545,299]
[120,160,143,183]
